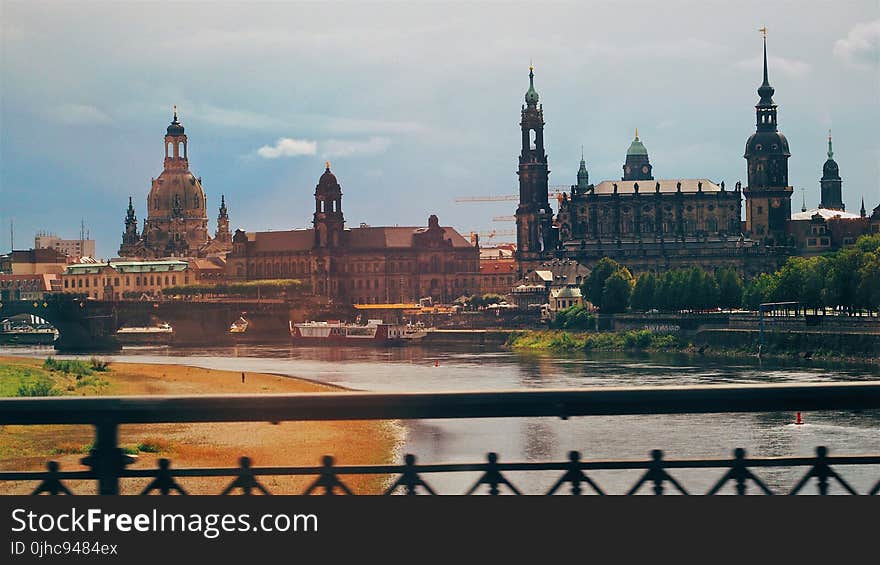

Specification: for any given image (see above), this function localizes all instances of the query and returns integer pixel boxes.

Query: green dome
[525,66,539,105]
[626,130,648,156]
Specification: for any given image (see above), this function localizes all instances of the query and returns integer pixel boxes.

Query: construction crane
[470,229,516,239]
[454,185,570,203]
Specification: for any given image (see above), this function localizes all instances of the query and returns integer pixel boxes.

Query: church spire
[525,64,539,106]
[576,145,589,191]
[827,130,834,159]
[861,197,867,218]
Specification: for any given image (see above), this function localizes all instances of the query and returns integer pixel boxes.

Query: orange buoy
[795,412,804,425]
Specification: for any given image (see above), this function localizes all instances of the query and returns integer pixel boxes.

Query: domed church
[119,108,231,259]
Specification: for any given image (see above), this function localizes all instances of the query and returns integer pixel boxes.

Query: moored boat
[291,319,429,345]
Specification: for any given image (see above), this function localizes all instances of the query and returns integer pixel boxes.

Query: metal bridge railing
[1,382,879,495]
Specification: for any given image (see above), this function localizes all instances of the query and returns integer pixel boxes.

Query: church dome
[318,162,338,186]
[744,130,790,158]
[823,158,839,178]
[149,170,206,213]
[167,121,184,136]
[166,107,185,136]
[626,132,648,157]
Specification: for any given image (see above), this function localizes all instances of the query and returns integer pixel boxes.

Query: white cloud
[256,137,317,159]
[734,55,811,78]
[834,20,880,68]
[46,104,113,125]
[322,137,391,158]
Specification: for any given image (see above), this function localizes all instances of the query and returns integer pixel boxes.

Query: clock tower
[622,129,653,181]
[743,30,793,245]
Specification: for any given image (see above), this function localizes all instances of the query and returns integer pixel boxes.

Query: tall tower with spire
[575,147,590,194]
[215,195,232,244]
[313,162,345,248]
[622,129,653,181]
[515,64,554,269]
[119,197,141,256]
[127,107,211,258]
[743,29,793,245]
[819,132,844,211]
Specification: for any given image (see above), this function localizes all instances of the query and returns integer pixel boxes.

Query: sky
[1,1,878,257]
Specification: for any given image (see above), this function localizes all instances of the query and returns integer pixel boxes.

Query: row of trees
[576,234,880,314]
[741,234,880,312]
[161,279,311,299]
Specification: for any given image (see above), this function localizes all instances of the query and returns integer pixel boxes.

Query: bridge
[0,297,293,351]
[1,382,878,495]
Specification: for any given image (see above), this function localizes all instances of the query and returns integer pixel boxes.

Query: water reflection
[2,344,878,494]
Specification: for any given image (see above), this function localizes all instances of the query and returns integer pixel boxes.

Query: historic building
[119,109,232,259]
[514,35,876,278]
[742,35,794,245]
[225,164,479,305]
[787,134,872,255]
[61,260,194,300]
[515,65,556,274]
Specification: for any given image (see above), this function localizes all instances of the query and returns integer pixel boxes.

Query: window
[820,237,830,246]
[64,279,69,288]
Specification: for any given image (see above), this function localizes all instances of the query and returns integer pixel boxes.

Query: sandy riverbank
[0,355,401,495]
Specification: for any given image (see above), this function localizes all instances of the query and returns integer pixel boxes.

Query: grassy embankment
[506,329,684,353]
[0,356,400,495]
[506,329,880,365]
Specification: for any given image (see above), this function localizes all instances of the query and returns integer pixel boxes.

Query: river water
[3,344,879,495]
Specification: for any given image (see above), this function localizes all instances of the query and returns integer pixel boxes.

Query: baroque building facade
[119,109,231,259]
[225,164,480,305]
[515,36,876,278]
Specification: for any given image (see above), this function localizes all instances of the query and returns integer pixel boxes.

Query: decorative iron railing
[2,382,879,495]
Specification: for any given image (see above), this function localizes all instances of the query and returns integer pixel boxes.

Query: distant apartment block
[35,231,96,261]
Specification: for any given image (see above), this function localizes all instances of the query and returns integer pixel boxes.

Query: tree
[553,305,595,330]
[742,273,778,310]
[856,252,880,312]
[601,270,633,314]
[824,247,864,313]
[715,267,744,310]
[583,257,623,306]
[631,272,657,311]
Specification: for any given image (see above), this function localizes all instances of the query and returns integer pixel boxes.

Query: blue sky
[1,1,878,257]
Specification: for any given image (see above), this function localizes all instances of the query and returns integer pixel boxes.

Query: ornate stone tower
[743,31,793,245]
[515,65,553,270]
[575,147,590,194]
[622,129,653,181]
[819,132,844,211]
[141,107,210,257]
[313,162,345,248]
[119,196,141,256]
[215,195,232,244]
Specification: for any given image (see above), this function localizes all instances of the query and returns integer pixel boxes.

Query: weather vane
[758,26,767,39]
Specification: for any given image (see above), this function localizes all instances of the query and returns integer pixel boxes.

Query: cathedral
[118,109,231,259]
[516,35,879,277]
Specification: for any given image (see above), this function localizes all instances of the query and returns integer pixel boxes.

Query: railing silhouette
[2,382,879,495]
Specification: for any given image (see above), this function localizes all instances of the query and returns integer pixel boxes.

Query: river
[3,344,879,495]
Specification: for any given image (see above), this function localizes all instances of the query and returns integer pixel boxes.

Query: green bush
[17,380,61,397]
[43,357,92,376]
